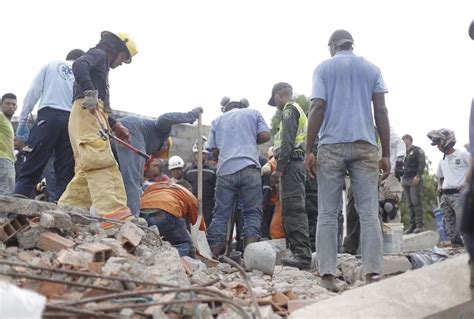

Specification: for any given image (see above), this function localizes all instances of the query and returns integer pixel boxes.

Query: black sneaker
[404,225,416,235]
[413,227,425,234]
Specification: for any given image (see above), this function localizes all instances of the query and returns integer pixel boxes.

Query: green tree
[399,158,439,226]
[270,94,310,137]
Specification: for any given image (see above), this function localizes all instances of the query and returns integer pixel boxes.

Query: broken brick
[116,222,145,252]
[37,232,75,252]
[38,282,67,298]
[57,249,93,268]
[78,243,113,262]
[0,215,29,242]
[272,291,289,307]
[288,299,318,313]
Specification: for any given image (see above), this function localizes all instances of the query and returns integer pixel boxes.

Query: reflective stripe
[273,102,308,153]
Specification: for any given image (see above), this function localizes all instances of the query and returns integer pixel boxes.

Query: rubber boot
[210,243,226,259]
[404,224,416,235]
[281,256,311,271]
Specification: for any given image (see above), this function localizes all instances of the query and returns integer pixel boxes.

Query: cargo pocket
[77,138,116,171]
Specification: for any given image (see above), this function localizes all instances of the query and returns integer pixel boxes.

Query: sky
[1,0,473,171]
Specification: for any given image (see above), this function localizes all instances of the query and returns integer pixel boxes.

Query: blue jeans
[317,142,383,276]
[143,210,195,257]
[207,166,263,246]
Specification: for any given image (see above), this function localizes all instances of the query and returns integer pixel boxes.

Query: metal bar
[221,256,262,319]
[45,304,121,318]
[0,271,121,292]
[0,260,176,288]
[96,298,250,319]
[55,286,236,307]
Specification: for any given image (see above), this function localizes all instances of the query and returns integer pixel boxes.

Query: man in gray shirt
[206,98,270,257]
[305,30,391,291]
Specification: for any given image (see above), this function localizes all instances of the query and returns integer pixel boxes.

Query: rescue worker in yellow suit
[58,31,138,229]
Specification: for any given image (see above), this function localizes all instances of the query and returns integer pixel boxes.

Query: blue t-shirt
[311,50,388,146]
[208,108,269,176]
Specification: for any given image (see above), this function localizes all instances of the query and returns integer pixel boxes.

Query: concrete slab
[290,254,471,319]
[403,230,439,252]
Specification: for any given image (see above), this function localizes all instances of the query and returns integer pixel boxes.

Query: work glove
[82,90,99,110]
[15,124,29,142]
[112,122,130,143]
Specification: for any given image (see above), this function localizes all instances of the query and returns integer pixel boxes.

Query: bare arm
[305,98,326,154]
[373,93,390,159]
[257,132,271,145]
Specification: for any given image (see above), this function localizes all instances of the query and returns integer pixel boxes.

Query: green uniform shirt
[0,112,15,162]
[274,102,307,172]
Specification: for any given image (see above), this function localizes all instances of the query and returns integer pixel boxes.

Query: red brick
[37,232,75,252]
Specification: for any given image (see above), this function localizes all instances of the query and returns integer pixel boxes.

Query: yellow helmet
[101,31,138,63]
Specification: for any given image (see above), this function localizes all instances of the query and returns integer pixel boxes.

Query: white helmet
[168,155,185,170]
[192,136,209,153]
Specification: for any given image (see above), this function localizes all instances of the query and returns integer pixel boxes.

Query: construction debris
[0,195,466,318]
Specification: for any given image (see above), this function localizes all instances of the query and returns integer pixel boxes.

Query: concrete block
[39,210,72,230]
[290,254,470,319]
[78,243,113,262]
[243,239,288,275]
[116,222,145,252]
[57,249,93,268]
[37,232,75,252]
[403,230,439,252]
[16,225,47,249]
[382,256,412,275]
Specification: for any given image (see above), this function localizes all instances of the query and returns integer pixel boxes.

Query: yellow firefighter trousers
[58,99,130,218]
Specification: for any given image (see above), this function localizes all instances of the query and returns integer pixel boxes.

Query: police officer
[428,128,470,248]
[401,134,426,234]
[269,82,312,270]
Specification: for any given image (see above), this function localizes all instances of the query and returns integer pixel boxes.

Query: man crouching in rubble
[140,179,205,257]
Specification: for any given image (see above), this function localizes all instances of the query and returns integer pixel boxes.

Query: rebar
[96,298,251,319]
[221,255,262,319]
[45,304,121,318]
[55,286,238,307]
[0,260,178,288]
[0,271,121,292]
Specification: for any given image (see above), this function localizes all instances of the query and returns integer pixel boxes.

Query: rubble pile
[0,195,464,318]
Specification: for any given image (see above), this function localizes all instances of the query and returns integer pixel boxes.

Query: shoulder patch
[283,109,292,120]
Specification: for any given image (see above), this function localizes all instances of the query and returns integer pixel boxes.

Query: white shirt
[19,60,75,125]
[436,149,471,189]
[389,127,406,173]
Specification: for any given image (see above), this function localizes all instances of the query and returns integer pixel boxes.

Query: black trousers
[14,108,74,202]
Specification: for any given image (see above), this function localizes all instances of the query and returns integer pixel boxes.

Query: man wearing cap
[58,31,138,229]
[401,134,426,234]
[305,30,391,291]
[206,98,271,257]
[13,49,84,201]
[269,82,312,270]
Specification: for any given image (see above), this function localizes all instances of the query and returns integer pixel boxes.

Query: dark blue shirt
[72,48,111,112]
